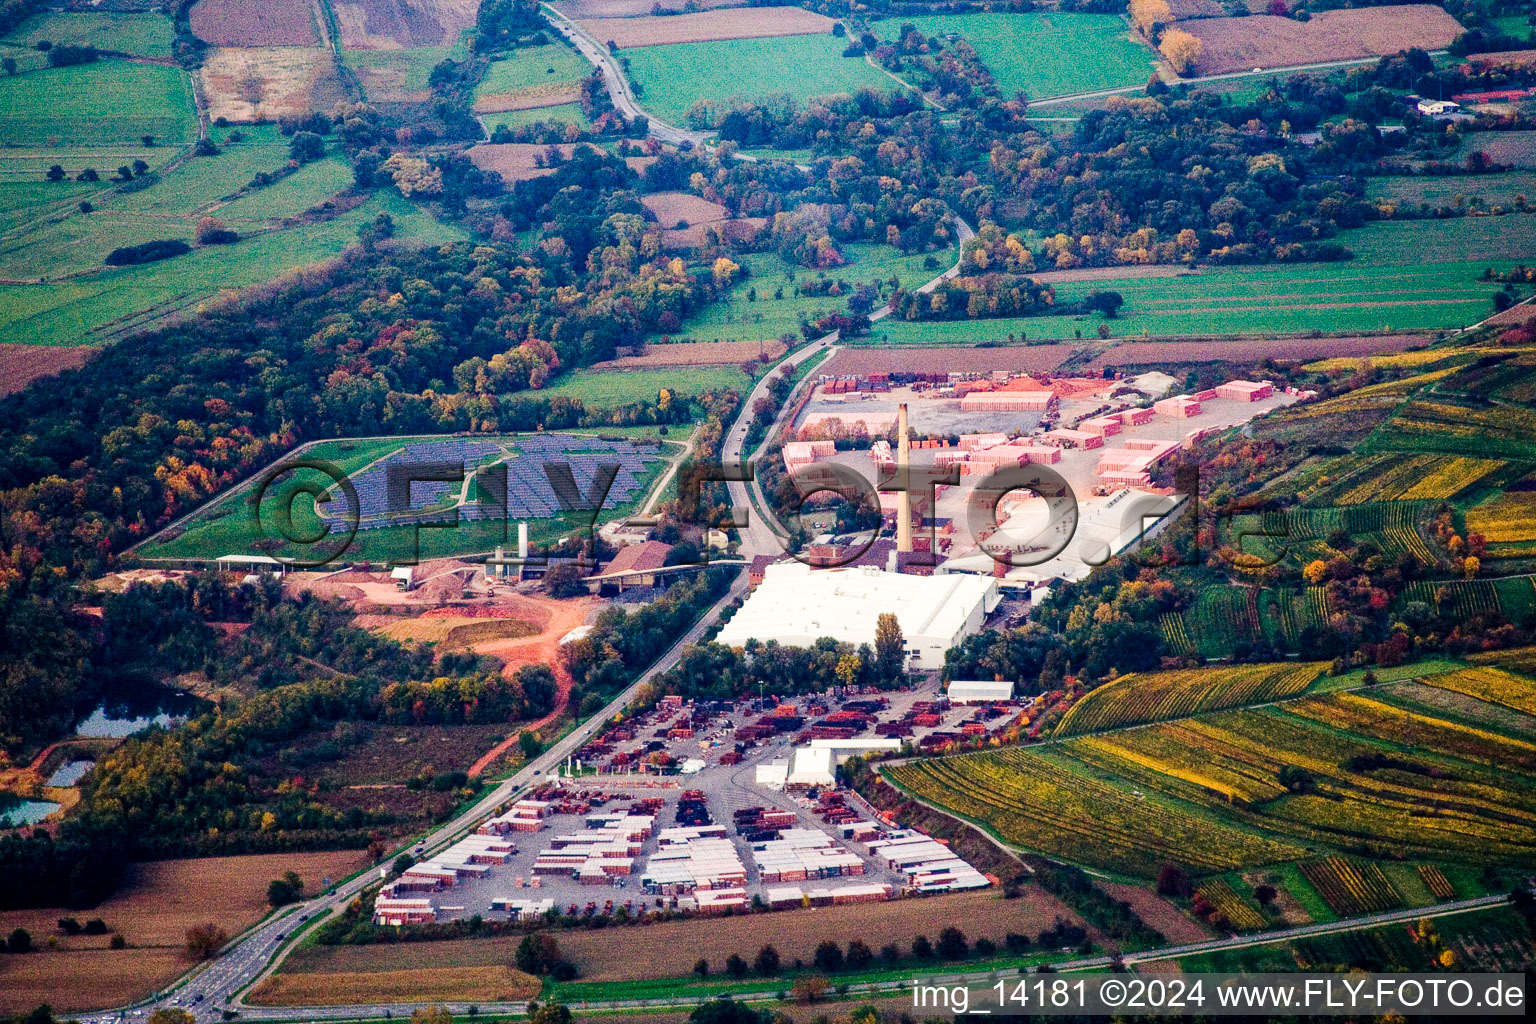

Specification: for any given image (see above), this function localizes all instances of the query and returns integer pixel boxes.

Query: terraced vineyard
[889,688,1536,878]
[1055,663,1325,737]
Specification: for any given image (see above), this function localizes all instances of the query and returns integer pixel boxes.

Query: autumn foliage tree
[183,922,227,960]
[1159,28,1203,75]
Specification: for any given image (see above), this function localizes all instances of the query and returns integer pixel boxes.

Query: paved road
[541,4,707,146]
[1028,52,1450,108]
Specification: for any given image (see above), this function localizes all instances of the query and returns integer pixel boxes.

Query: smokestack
[897,403,912,553]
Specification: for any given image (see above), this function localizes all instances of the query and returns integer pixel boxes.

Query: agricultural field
[534,364,750,405]
[331,0,480,48]
[621,33,901,125]
[189,0,319,47]
[483,102,592,130]
[874,13,1158,101]
[473,40,592,113]
[1055,663,1325,736]
[2,11,174,58]
[1459,130,1536,169]
[1298,857,1403,916]
[0,851,367,1013]
[347,47,453,104]
[1180,7,1464,76]
[1402,576,1536,624]
[0,60,196,150]
[0,343,93,396]
[551,0,744,15]
[889,687,1536,879]
[465,143,652,182]
[248,965,541,1005]
[591,337,787,369]
[1366,172,1536,212]
[277,886,1086,985]
[136,430,680,564]
[1419,666,1536,717]
[580,7,833,48]
[198,46,348,122]
[1193,878,1267,931]
[0,191,463,347]
[640,190,765,247]
[1361,398,1536,460]
[1158,584,1331,658]
[874,218,1534,344]
[819,344,1074,377]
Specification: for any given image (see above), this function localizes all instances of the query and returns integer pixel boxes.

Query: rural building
[1417,99,1460,115]
[1154,395,1202,418]
[947,679,1015,703]
[1215,380,1275,402]
[714,561,1000,669]
[590,540,673,591]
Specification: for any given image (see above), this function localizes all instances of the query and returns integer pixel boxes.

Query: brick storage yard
[371,686,1018,928]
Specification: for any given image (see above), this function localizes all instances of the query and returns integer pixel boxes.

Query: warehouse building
[947,679,1015,703]
[714,561,1000,669]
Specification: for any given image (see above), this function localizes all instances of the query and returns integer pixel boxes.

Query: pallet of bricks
[816,792,859,826]
[675,790,712,828]
[734,805,796,843]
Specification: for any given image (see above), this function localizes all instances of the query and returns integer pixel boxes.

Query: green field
[536,364,751,405]
[0,191,464,347]
[138,431,680,564]
[475,41,590,102]
[99,125,297,215]
[2,11,174,58]
[875,12,1157,101]
[622,34,902,126]
[214,154,354,221]
[861,216,1536,344]
[0,60,195,148]
[673,242,956,344]
[483,101,592,131]
[1367,173,1536,210]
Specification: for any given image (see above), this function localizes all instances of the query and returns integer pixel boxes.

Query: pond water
[0,799,61,827]
[74,706,182,738]
[46,759,94,787]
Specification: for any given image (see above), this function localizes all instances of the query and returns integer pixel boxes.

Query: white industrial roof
[786,746,835,786]
[947,679,1014,701]
[714,562,996,653]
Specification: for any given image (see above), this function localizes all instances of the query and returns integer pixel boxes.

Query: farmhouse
[947,679,1015,703]
[714,561,1000,668]
[1417,99,1460,115]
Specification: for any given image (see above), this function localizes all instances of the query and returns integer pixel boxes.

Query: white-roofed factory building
[713,562,1000,669]
[947,679,1015,704]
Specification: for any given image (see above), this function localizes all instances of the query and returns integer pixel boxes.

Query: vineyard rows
[1418,864,1457,901]
[1299,857,1403,916]
[1193,878,1267,931]
[1056,663,1324,736]
[1420,666,1536,716]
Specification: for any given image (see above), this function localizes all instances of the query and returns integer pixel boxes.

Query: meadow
[483,102,592,130]
[473,40,592,112]
[1,11,174,58]
[1366,173,1536,210]
[621,33,901,125]
[673,242,955,345]
[874,12,1157,101]
[862,216,1536,344]
[535,364,750,405]
[0,60,196,148]
[0,192,464,347]
[889,684,1536,879]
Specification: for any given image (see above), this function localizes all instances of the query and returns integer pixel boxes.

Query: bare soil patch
[578,6,833,47]
[640,191,765,247]
[355,612,540,649]
[0,850,367,1013]
[1083,334,1425,369]
[280,887,1089,982]
[0,343,94,397]
[332,0,479,49]
[552,0,744,18]
[1098,882,1212,944]
[593,338,787,368]
[199,46,347,122]
[821,344,1076,377]
[189,0,320,47]
[1167,0,1224,18]
[1183,7,1463,76]
[249,964,540,1005]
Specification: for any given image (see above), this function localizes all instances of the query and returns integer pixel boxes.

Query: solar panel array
[316,436,661,531]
